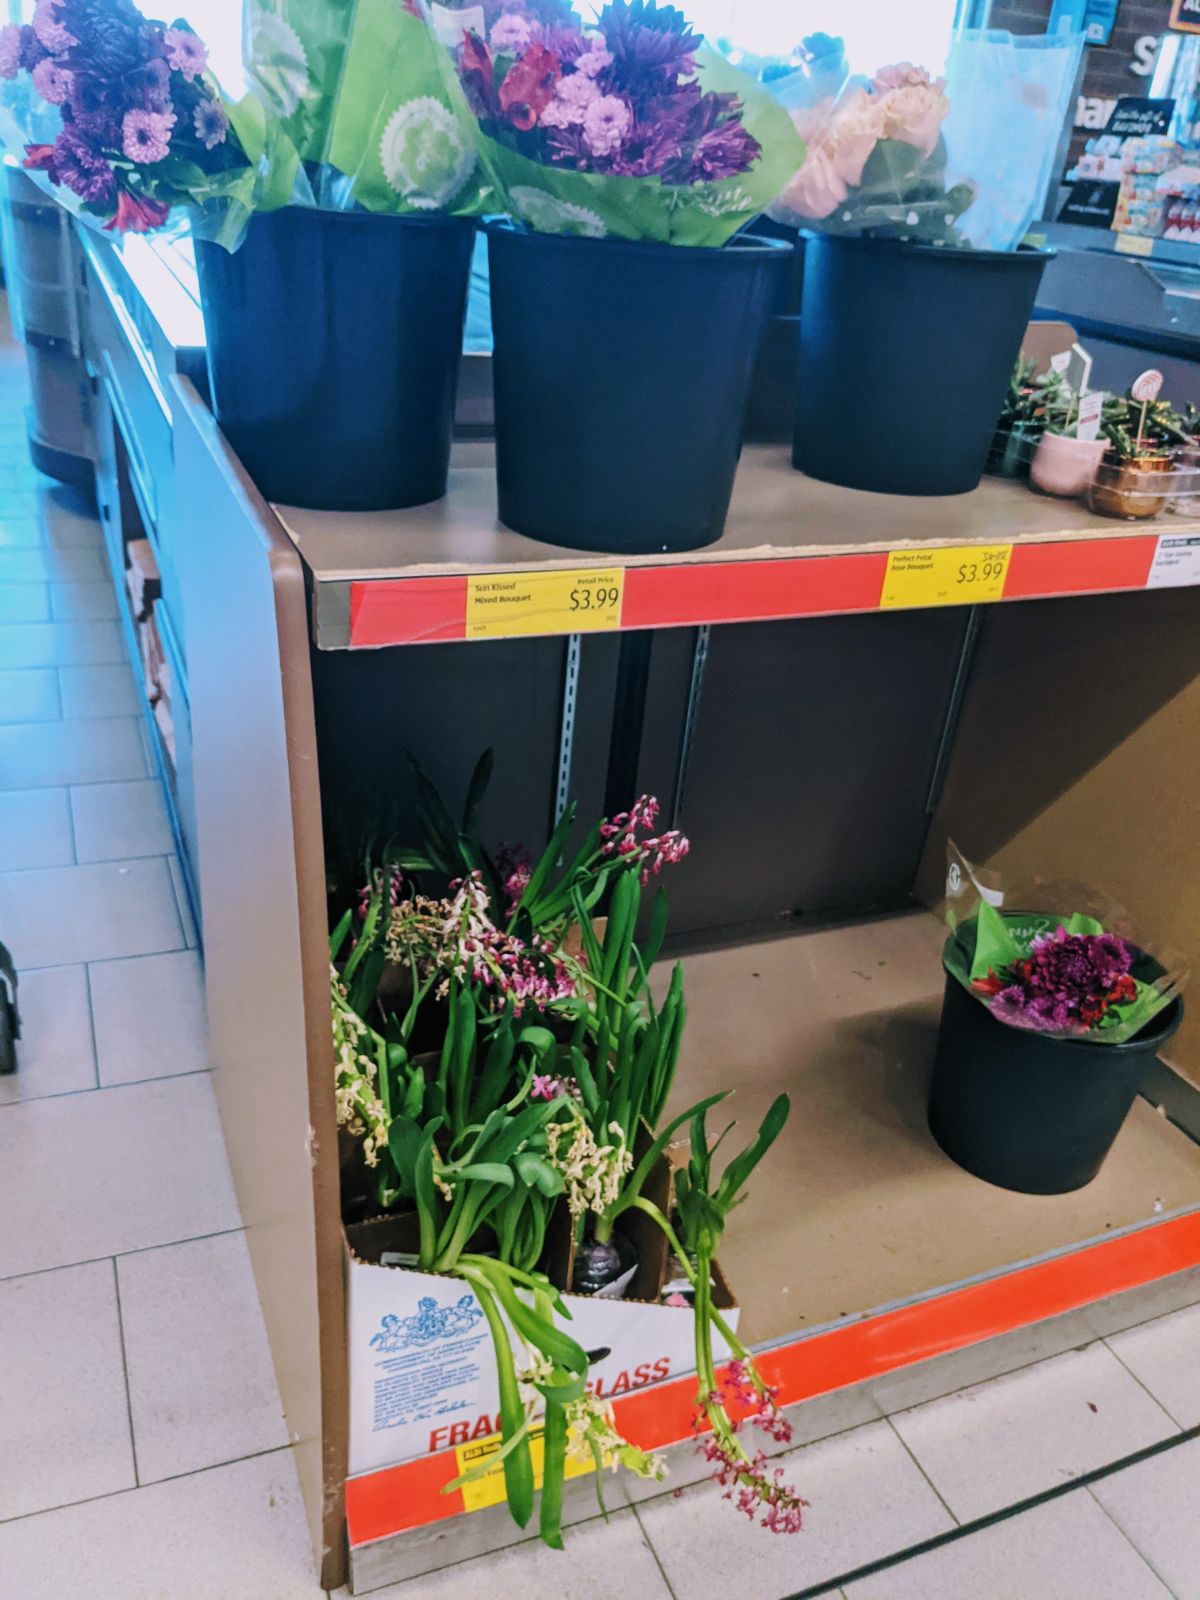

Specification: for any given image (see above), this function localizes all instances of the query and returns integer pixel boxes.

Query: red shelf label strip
[345,534,1172,648]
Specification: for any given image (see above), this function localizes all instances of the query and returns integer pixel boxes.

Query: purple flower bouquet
[0,0,299,238]
[424,0,805,243]
[942,843,1185,1045]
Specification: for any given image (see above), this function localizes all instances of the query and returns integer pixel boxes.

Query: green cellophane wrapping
[247,0,486,214]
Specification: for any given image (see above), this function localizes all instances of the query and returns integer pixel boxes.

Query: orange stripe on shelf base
[345,1211,1200,1548]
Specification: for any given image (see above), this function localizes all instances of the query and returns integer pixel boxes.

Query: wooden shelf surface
[271,443,1200,648]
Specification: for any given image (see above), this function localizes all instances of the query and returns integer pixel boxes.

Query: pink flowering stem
[633,1198,805,1531]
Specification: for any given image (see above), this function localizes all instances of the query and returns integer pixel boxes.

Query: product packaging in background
[941,841,1186,1045]
[420,0,804,243]
[766,27,1082,249]
[246,0,488,215]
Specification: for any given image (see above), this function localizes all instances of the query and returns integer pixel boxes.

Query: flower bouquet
[331,763,798,1544]
[431,0,802,244]
[0,0,298,237]
[759,25,1083,497]
[930,842,1185,1194]
[421,0,802,553]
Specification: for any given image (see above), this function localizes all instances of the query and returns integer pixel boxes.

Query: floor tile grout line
[780,1423,1200,1600]
[630,1500,680,1600]
[1084,1479,1185,1600]
[0,1224,247,1287]
[65,783,79,866]
[0,1441,295,1531]
[82,957,100,1091]
[110,1256,142,1488]
[883,1415,961,1527]
[0,1064,211,1114]
[1101,1336,1191,1433]
[10,939,193,977]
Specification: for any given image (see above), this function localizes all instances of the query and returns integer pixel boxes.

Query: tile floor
[1,312,1199,1600]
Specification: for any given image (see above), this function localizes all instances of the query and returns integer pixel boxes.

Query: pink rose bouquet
[770,59,972,245]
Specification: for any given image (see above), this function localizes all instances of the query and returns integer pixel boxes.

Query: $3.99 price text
[569,584,621,613]
[956,553,1007,585]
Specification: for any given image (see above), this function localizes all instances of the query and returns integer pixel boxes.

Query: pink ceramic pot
[1030,432,1109,498]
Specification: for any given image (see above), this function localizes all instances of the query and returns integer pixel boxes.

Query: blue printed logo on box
[369,1295,484,1352]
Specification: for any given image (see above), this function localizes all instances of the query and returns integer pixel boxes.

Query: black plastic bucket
[928,973,1183,1195]
[195,207,475,510]
[794,235,1053,497]
[486,223,789,553]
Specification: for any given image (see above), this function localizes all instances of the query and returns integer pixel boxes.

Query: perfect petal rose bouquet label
[424,0,804,245]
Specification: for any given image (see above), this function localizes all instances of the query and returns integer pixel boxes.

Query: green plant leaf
[514,1150,565,1197]
[539,1400,567,1550]
[462,748,494,833]
[456,1162,516,1188]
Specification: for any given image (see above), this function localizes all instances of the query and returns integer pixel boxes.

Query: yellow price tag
[881,544,1012,609]
[1115,233,1154,258]
[466,568,624,639]
[455,1427,593,1513]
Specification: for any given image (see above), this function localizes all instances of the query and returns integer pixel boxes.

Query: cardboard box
[124,537,161,622]
[345,1207,737,1478]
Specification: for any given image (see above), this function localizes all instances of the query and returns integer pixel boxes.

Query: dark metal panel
[639,609,974,934]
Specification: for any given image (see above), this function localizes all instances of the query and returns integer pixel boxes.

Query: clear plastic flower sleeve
[941,841,1186,1045]
[419,0,805,244]
[766,26,1083,250]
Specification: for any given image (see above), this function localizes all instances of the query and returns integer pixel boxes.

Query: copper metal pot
[1087,452,1174,520]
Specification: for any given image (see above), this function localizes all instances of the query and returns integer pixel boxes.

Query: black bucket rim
[483,217,791,260]
[799,230,1056,268]
[232,205,477,237]
[940,959,1184,1055]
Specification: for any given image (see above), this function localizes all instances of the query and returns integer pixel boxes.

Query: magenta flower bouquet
[0,0,298,236]
[943,843,1186,1045]
[426,0,804,243]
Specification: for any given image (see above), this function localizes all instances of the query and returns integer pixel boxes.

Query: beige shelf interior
[273,442,1193,586]
[668,911,1200,1347]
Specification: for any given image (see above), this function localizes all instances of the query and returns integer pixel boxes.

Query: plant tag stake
[1077,390,1105,442]
[1131,370,1163,453]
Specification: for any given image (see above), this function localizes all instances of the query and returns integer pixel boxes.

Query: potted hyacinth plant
[330,784,798,1547]
[766,25,1083,497]
[930,847,1185,1195]
[424,0,805,554]
[0,0,480,514]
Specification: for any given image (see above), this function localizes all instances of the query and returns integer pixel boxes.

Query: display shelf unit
[273,442,1200,651]
[168,374,1200,1596]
